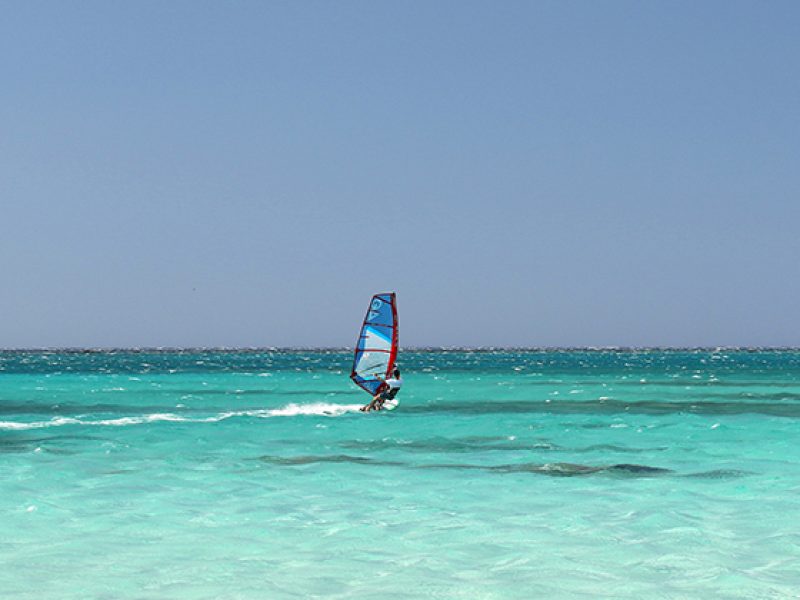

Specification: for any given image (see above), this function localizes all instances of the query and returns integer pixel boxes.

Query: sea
[2,349,799,599]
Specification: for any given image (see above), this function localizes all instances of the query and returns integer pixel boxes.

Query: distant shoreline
[2,347,799,353]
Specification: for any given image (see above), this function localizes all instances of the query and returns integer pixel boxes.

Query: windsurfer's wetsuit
[380,376,402,400]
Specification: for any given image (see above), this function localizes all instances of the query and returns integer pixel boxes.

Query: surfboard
[350,292,399,411]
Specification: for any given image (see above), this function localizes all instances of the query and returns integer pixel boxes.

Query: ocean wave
[0,403,365,430]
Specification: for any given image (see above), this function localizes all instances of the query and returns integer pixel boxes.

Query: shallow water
[2,349,800,598]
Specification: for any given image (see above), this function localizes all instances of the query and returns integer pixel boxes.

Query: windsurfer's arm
[373,374,388,394]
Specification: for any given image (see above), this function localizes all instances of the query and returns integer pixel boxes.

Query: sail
[350,292,398,395]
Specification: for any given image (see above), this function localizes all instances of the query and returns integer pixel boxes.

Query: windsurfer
[360,367,402,412]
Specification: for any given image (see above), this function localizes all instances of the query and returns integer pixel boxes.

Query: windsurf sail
[350,292,398,395]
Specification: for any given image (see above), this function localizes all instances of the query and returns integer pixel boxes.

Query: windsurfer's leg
[361,393,381,412]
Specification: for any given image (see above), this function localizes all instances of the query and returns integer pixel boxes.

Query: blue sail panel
[350,293,398,395]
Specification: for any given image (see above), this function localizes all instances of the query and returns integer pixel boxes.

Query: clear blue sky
[1,1,799,348]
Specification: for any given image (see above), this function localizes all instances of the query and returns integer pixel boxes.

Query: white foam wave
[0,403,365,431]
[266,402,363,417]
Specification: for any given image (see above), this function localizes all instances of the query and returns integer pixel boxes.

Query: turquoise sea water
[2,349,800,599]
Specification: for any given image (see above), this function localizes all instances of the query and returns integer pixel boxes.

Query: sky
[1,1,799,348]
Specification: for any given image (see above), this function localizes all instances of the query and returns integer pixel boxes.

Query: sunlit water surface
[2,349,800,598]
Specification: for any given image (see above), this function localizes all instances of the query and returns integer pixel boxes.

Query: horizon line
[1,346,799,353]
